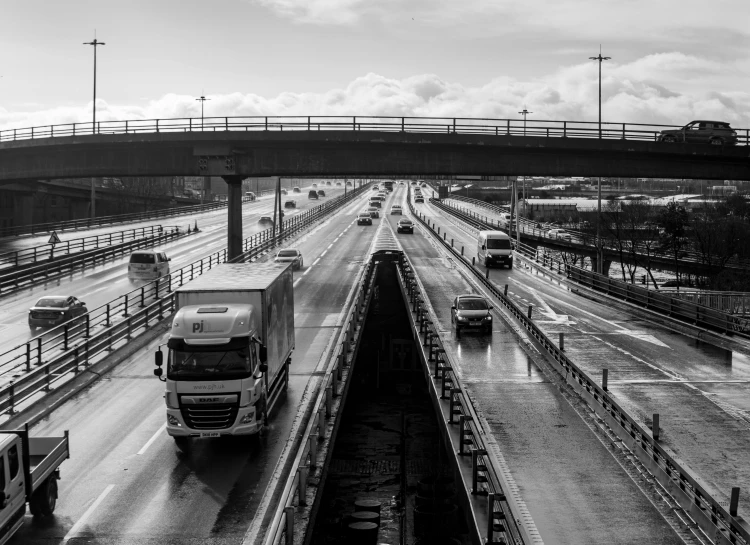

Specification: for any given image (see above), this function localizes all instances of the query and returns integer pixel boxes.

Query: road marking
[63,484,115,543]
[320,250,327,256]
[137,423,167,455]
[313,258,321,266]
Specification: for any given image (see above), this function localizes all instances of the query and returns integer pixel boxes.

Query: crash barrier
[663,290,750,316]
[0,196,256,239]
[262,255,377,545]
[0,227,186,296]
[0,183,371,389]
[431,198,750,339]
[445,195,750,273]
[409,191,750,545]
[395,253,534,545]
[0,225,169,270]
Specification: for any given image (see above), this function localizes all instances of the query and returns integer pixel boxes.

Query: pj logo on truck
[192,320,224,333]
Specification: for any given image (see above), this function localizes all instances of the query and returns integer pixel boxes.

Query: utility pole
[196,94,210,130]
[589,46,611,274]
[518,108,532,136]
[84,34,105,219]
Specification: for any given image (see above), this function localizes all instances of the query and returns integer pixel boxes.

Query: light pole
[518,108,532,136]
[196,95,210,130]
[589,46,611,274]
[84,35,105,219]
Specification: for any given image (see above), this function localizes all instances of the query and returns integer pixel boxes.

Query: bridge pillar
[591,256,612,277]
[223,175,244,260]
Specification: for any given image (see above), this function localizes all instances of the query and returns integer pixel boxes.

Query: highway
[2,182,744,544]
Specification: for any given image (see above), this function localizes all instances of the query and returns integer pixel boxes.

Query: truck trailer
[154,262,294,450]
[0,425,70,544]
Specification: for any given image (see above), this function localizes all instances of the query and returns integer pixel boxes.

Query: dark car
[658,120,737,146]
[369,199,381,208]
[258,215,274,226]
[451,294,493,336]
[284,200,297,209]
[29,295,87,329]
[396,218,414,233]
[317,190,326,197]
[415,196,425,203]
[357,212,373,225]
[281,188,288,195]
[308,190,319,200]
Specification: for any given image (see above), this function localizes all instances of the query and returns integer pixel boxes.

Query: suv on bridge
[658,120,738,146]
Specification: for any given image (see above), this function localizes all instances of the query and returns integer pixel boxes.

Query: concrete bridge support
[591,256,612,277]
[223,175,245,260]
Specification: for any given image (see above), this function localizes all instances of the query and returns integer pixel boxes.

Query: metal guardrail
[432,198,750,338]
[0,228,185,296]
[263,256,377,545]
[0,225,166,270]
[0,183,372,385]
[409,191,749,545]
[395,254,533,545]
[1,115,748,145]
[0,196,255,239]
[661,290,750,316]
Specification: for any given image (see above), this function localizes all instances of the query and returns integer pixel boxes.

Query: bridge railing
[2,116,748,145]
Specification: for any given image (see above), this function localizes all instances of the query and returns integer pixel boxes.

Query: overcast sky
[1,0,748,130]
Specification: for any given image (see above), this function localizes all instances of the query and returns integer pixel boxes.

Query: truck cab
[477,230,513,268]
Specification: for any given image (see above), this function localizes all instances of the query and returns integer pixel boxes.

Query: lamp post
[518,108,532,136]
[196,95,210,130]
[589,46,611,274]
[84,35,105,219]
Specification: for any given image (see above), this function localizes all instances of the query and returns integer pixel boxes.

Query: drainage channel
[308,250,470,545]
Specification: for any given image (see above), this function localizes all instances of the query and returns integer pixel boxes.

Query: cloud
[1,53,749,134]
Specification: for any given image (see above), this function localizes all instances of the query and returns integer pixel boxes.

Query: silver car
[451,294,493,335]
[274,248,303,270]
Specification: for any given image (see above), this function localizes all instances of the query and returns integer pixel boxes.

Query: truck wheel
[173,436,190,451]
[30,476,58,517]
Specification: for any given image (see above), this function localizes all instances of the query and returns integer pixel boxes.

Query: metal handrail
[0,225,165,269]
[0,196,255,239]
[1,116,748,145]
[0,183,372,381]
[410,193,749,544]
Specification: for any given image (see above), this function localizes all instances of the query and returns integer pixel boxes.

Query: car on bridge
[658,120,737,146]
[317,190,326,197]
[336,181,343,186]
[367,207,380,219]
[415,196,425,203]
[292,187,301,193]
[369,199,382,208]
[547,228,572,241]
[312,183,317,188]
[245,191,256,201]
[390,205,403,215]
[451,294,493,336]
[308,190,319,200]
[29,295,88,329]
[258,215,274,226]
[357,212,373,225]
[274,248,303,270]
[396,218,414,233]
[284,200,297,208]
[346,181,352,186]
[326,181,332,185]
[280,188,288,195]
[128,249,171,281]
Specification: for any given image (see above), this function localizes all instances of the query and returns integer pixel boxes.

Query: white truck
[0,425,70,543]
[477,230,513,268]
[154,262,295,450]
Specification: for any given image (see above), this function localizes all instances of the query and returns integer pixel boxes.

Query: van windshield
[487,239,511,250]
[130,253,155,264]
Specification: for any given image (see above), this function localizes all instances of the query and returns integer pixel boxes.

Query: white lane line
[313,258,321,266]
[327,243,333,249]
[63,484,115,543]
[137,423,167,455]
[320,251,327,256]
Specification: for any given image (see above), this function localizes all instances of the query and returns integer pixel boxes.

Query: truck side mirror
[259,362,268,373]
[154,368,163,377]
[155,350,163,367]
[259,345,268,363]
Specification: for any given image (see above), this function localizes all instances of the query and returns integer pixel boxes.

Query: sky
[1,0,749,131]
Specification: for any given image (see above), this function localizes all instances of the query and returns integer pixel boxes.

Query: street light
[589,46,611,274]
[518,108,532,136]
[83,35,105,134]
[196,94,210,130]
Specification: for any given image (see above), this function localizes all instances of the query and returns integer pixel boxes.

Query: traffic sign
[48,231,61,245]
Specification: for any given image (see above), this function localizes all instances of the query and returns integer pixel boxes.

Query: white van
[477,231,513,268]
[128,250,171,281]
[498,213,513,229]
[245,192,257,201]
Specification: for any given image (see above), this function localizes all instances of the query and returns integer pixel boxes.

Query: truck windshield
[167,338,254,379]
[487,239,511,249]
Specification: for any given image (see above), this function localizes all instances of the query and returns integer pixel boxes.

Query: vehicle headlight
[167,415,181,426]
[484,315,492,321]
[240,410,256,424]
[457,315,468,322]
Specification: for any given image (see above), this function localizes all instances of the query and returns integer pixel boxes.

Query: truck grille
[180,398,239,430]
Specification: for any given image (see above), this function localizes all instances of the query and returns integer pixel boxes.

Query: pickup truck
[0,424,70,542]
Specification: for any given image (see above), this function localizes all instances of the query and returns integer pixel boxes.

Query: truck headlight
[484,315,492,321]
[240,410,256,424]
[457,316,468,322]
[167,415,181,426]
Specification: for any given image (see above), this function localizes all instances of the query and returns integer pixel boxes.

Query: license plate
[470,321,482,325]
[199,432,220,438]
[48,320,58,325]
